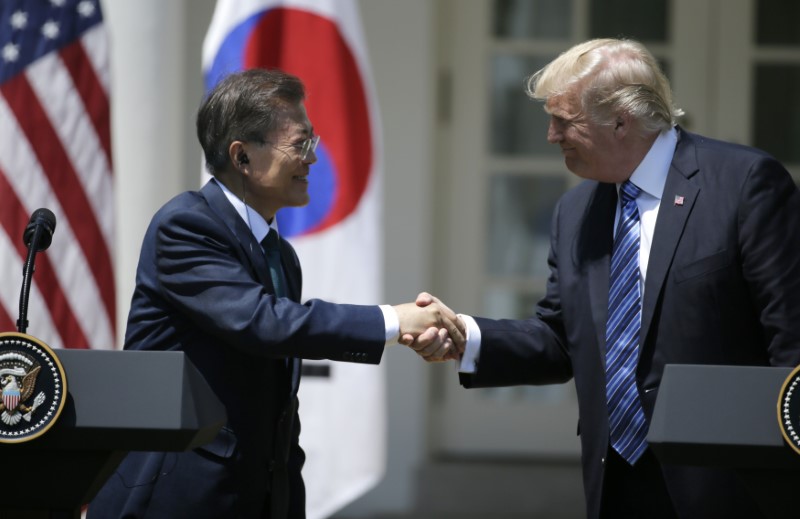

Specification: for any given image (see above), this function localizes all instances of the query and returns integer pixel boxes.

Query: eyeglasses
[297,135,320,161]
[268,135,320,161]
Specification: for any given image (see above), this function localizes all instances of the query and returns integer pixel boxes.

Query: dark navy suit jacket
[89,180,386,518]
[462,129,800,519]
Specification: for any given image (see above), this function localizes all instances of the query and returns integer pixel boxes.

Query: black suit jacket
[462,129,800,519]
[89,180,386,518]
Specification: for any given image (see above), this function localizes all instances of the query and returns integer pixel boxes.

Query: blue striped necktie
[605,180,648,465]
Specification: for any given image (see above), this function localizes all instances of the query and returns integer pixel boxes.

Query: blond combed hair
[526,39,684,133]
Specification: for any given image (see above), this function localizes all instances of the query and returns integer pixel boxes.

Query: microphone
[23,208,57,252]
[17,208,57,334]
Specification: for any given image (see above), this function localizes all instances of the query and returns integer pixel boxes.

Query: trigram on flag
[0,0,115,351]
[203,0,385,517]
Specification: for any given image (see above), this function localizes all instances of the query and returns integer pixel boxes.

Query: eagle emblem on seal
[0,352,45,426]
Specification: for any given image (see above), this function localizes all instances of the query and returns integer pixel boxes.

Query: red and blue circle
[205,8,373,238]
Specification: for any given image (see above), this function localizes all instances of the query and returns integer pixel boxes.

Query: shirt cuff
[457,314,481,373]
[380,304,400,346]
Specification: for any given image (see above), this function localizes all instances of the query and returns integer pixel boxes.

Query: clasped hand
[393,292,464,362]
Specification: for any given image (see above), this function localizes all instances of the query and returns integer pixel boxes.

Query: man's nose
[547,118,562,144]
[302,148,318,165]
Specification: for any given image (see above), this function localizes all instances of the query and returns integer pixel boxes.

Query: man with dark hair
[88,69,462,518]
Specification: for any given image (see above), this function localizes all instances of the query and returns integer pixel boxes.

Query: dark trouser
[600,447,677,519]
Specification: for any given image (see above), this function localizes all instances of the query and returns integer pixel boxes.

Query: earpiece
[238,154,249,166]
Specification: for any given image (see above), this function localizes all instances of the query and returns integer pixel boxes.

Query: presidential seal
[0,332,67,443]
[778,365,800,456]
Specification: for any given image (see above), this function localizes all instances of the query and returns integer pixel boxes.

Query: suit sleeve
[154,206,386,363]
[738,156,800,366]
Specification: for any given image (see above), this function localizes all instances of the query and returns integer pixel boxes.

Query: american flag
[0,0,115,350]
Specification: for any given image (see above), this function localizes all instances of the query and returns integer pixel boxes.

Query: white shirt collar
[211,178,277,243]
[627,127,678,200]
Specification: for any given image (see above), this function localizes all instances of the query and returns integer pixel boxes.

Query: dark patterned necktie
[261,228,298,386]
[261,228,286,297]
[605,180,648,465]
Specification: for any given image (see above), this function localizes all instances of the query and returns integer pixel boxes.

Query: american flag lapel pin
[674,195,685,206]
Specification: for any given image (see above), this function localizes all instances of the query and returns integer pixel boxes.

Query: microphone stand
[17,224,46,334]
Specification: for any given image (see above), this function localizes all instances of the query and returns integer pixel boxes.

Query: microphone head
[23,208,57,251]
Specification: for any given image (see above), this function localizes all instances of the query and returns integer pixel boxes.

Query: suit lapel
[640,129,700,341]
[201,180,273,289]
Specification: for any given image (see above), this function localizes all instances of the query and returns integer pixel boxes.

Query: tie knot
[620,181,641,203]
[262,228,280,251]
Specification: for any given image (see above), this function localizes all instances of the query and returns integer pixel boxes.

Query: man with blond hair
[411,39,800,518]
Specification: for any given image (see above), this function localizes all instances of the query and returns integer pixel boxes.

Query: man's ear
[613,114,631,139]
[228,141,248,170]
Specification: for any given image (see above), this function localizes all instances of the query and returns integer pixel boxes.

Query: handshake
[392,292,465,362]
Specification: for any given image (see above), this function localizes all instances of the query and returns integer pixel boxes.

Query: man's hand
[393,292,465,362]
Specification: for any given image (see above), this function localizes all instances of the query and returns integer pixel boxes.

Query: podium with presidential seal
[0,209,225,518]
[0,334,226,518]
[648,364,800,519]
